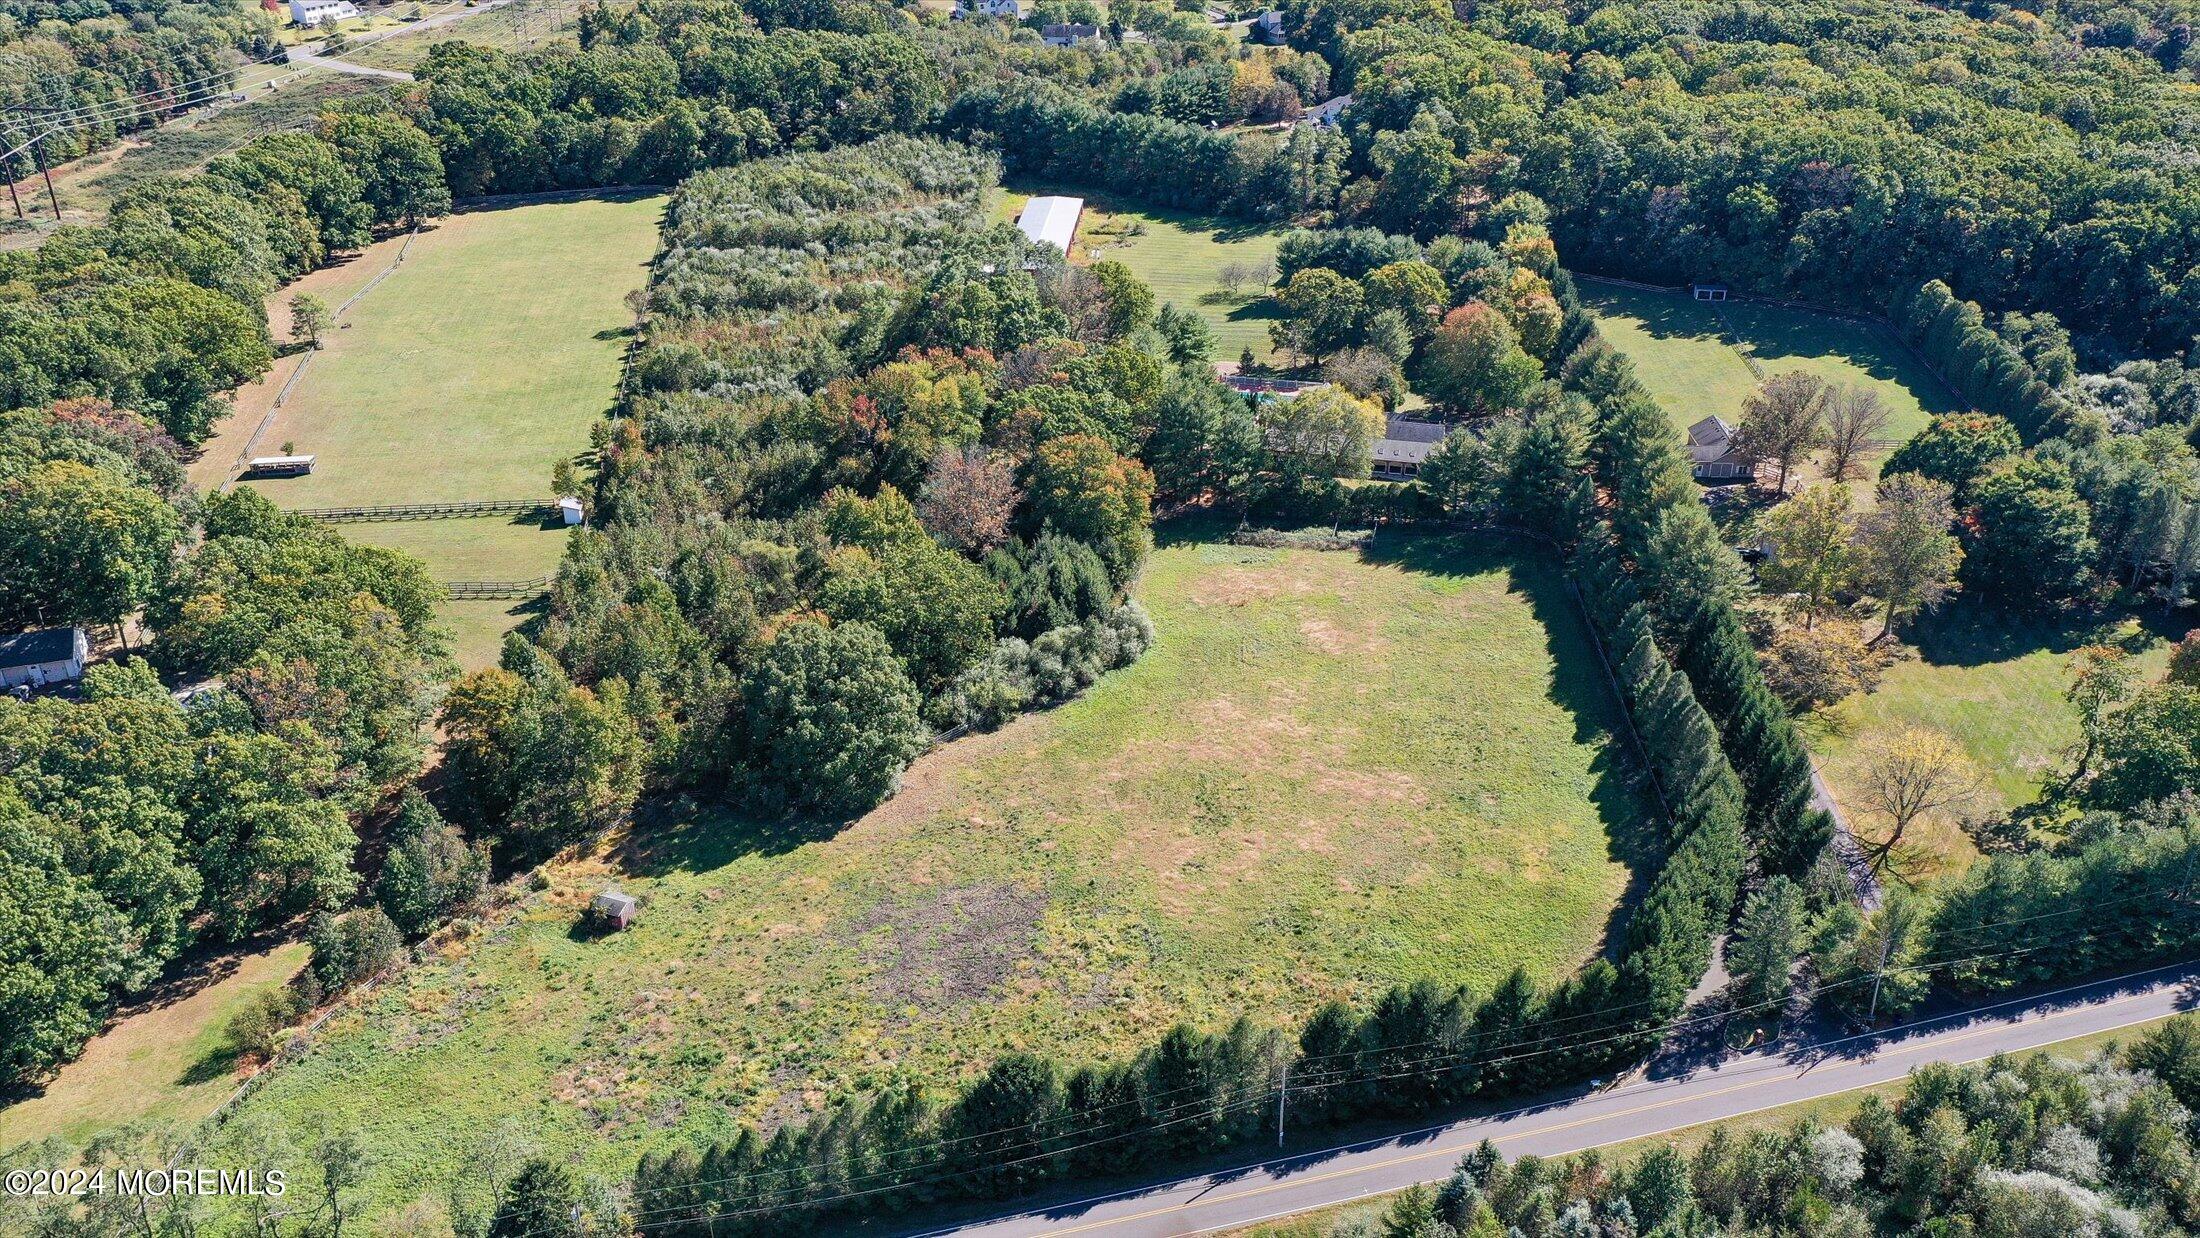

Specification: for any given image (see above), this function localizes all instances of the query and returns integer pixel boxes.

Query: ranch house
[1371,416,1447,481]
[288,0,359,24]
[1041,21,1104,45]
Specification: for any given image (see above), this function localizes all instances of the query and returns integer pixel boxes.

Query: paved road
[908,963,2200,1237]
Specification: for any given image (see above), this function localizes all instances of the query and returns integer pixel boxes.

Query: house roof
[1303,93,1353,124]
[1686,415,1731,447]
[1383,416,1448,444]
[1016,195,1083,253]
[1042,21,1101,34]
[0,627,82,669]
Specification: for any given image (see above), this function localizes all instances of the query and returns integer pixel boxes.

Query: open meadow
[0,944,309,1157]
[1581,282,1955,445]
[1804,606,2182,881]
[997,184,1287,362]
[206,530,1657,1215]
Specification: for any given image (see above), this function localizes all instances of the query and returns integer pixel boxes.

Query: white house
[1301,93,1353,127]
[1686,415,1754,480]
[952,0,1028,18]
[290,0,359,24]
[0,627,88,690]
[1252,9,1287,42]
[1040,21,1103,45]
[1016,195,1083,254]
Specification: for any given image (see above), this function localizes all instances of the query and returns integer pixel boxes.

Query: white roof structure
[1016,196,1083,255]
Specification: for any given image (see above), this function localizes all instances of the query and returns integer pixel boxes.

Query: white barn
[0,627,89,690]
[1015,195,1083,255]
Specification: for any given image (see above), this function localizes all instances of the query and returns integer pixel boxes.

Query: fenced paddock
[297,498,554,523]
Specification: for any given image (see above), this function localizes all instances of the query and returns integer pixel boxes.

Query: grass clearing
[238,191,660,511]
[0,943,309,1156]
[1804,606,2181,882]
[210,531,1655,1217]
[340,0,586,69]
[997,183,1288,362]
[1579,282,1955,445]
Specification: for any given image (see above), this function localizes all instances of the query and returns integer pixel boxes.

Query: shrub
[937,604,1155,730]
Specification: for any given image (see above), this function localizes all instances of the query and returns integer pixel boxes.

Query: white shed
[0,627,89,690]
[556,496,586,526]
[1015,196,1084,255]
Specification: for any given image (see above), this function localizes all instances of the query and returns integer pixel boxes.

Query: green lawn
[240,191,660,512]
[341,0,588,70]
[341,516,572,669]
[1804,606,2181,881]
[204,532,1655,1221]
[998,183,1287,362]
[1580,282,1955,446]
[0,943,309,1157]
[1580,283,1760,433]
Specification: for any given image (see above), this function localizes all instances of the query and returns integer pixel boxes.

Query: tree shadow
[1903,599,2176,670]
[1358,531,1663,957]
[613,796,848,880]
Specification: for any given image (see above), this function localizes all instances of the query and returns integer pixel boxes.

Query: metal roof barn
[1016,196,1084,255]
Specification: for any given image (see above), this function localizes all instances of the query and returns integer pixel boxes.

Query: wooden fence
[297,497,554,522]
[443,576,552,600]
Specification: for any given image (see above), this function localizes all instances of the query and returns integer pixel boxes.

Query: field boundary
[296,497,554,522]
[442,576,552,600]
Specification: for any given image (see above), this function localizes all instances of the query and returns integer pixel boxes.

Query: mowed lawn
[1581,282,1954,444]
[240,191,661,511]
[1804,606,2181,881]
[341,516,571,668]
[207,533,1654,1217]
[0,943,309,1156]
[998,183,1287,361]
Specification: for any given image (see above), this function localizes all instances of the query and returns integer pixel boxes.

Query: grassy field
[225,191,655,654]
[997,183,1287,362]
[207,531,1655,1217]
[1804,606,2182,881]
[239,192,659,510]
[341,0,585,69]
[1580,282,1956,446]
[0,943,309,1156]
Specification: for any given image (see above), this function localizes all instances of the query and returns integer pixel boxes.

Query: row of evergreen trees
[1896,280,2069,443]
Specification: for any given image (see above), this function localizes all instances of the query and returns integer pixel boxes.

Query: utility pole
[1866,922,1893,1022]
[1275,1061,1288,1148]
[28,133,59,219]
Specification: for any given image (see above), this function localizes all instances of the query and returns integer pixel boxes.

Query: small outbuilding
[1691,283,1730,302]
[0,627,89,690]
[247,454,316,477]
[591,889,638,930]
[555,496,586,526]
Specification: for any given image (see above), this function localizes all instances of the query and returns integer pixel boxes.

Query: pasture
[1580,282,1955,446]
[0,943,309,1156]
[206,532,1655,1216]
[998,184,1287,361]
[1804,607,2179,881]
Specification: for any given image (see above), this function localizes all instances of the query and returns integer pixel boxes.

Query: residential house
[289,0,359,25]
[953,0,1029,18]
[1686,415,1754,480]
[1371,416,1447,481]
[1016,195,1083,253]
[1041,21,1103,45]
[0,627,88,691]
